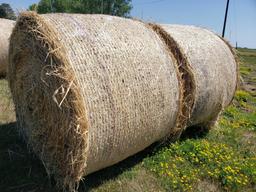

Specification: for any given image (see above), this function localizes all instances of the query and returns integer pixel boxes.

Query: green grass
[0,48,256,192]
[143,139,255,191]
[238,48,256,94]
[143,89,256,192]
[0,80,15,123]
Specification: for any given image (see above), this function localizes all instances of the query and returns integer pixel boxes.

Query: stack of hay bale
[7,12,237,191]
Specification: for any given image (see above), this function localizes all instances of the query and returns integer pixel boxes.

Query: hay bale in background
[0,18,15,78]
[161,24,238,129]
[9,12,181,190]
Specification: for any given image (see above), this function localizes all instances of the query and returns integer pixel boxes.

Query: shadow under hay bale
[80,142,158,191]
[0,121,160,192]
[0,122,53,192]
[180,124,210,140]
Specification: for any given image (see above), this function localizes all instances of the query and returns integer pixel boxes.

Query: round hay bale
[0,18,15,78]
[9,12,181,190]
[160,24,238,128]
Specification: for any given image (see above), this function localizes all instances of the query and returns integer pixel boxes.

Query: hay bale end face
[161,24,238,128]
[0,18,15,78]
[9,12,181,190]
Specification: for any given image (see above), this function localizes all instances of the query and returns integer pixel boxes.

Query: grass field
[0,48,255,192]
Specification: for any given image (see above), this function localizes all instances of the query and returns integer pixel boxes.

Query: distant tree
[32,0,132,17]
[28,3,38,12]
[0,3,16,20]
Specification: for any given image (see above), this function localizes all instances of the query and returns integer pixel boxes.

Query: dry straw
[9,12,181,191]
[148,23,196,139]
[0,18,15,78]
[160,24,238,129]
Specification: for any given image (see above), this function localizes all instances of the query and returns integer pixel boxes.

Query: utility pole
[222,0,230,37]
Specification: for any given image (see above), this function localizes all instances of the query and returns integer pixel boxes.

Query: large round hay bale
[9,12,182,190]
[160,24,238,128]
[0,18,15,78]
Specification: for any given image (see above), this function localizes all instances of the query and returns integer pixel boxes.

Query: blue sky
[1,0,255,48]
